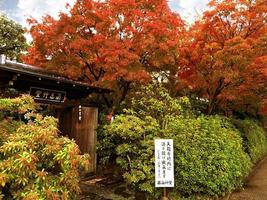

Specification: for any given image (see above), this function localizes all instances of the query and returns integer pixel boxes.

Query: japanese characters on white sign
[155,139,174,188]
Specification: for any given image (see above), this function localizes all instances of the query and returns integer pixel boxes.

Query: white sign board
[155,139,174,187]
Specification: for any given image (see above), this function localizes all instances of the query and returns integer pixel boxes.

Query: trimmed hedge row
[168,116,252,197]
[99,85,267,199]
[106,114,252,198]
[233,119,267,163]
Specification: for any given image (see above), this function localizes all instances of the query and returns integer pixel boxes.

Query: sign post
[155,139,174,200]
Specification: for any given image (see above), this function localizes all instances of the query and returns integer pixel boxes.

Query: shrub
[97,113,119,165]
[107,115,161,198]
[0,95,89,199]
[167,115,251,197]
[233,118,267,163]
[104,84,252,198]
[97,84,194,166]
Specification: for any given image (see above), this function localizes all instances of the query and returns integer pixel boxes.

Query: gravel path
[229,157,267,200]
[79,177,137,200]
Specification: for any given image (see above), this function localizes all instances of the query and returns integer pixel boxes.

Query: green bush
[97,113,119,165]
[233,118,267,163]
[167,115,251,197]
[0,96,89,199]
[97,84,194,166]
[107,114,161,198]
[104,85,252,198]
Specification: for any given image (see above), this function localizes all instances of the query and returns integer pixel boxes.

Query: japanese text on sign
[29,87,66,103]
[155,139,174,187]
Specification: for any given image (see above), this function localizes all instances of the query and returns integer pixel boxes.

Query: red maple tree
[23,0,185,108]
[178,0,267,115]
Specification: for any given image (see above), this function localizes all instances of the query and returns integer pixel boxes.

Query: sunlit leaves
[178,0,267,115]
[0,96,89,199]
[23,0,185,107]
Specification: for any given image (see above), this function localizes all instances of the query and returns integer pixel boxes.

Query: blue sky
[0,0,209,27]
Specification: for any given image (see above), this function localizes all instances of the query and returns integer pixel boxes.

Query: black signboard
[29,87,66,103]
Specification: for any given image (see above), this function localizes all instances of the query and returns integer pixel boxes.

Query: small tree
[0,15,28,60]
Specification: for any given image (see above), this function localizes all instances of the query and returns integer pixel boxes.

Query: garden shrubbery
[0,95,89,199]
[100,84,266,199]
[233,118,267,164]
[96,114,118,165]
[168,116,251,197]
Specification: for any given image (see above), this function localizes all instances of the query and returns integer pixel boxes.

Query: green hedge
[233,119,267,163]
[106,114,251,198]
[102,85,252,199]
[167,116,251,197]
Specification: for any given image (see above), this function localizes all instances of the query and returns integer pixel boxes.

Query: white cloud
[169,0,210,23]
[16,0,76,27]
[2,0,210,42]
[8,0,209,27]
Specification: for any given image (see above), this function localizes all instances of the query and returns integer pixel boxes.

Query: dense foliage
[0,96,89,199]
[179,0,267,115]
[168,116,251,197]
[103,85,252,198]
[96,114,118,165]
[233,118,267,164]
[23,0,267,117]
[23,0,185,109]
[3,0,265,198]
[0,15,28,60]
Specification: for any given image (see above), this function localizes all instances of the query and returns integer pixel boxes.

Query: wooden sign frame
[29,87,66,103]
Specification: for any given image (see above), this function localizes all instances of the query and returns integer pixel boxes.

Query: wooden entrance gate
[58,106,98,173]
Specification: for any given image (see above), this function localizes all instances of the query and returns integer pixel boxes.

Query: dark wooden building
[0,55,110,173]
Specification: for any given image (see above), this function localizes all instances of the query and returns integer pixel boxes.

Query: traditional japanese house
[0,55,111,173]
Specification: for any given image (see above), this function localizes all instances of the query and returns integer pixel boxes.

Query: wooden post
[162,188,168,200]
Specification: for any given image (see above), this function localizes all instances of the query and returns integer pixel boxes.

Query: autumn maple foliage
[23,0,185,107]
[178,0,267,115]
